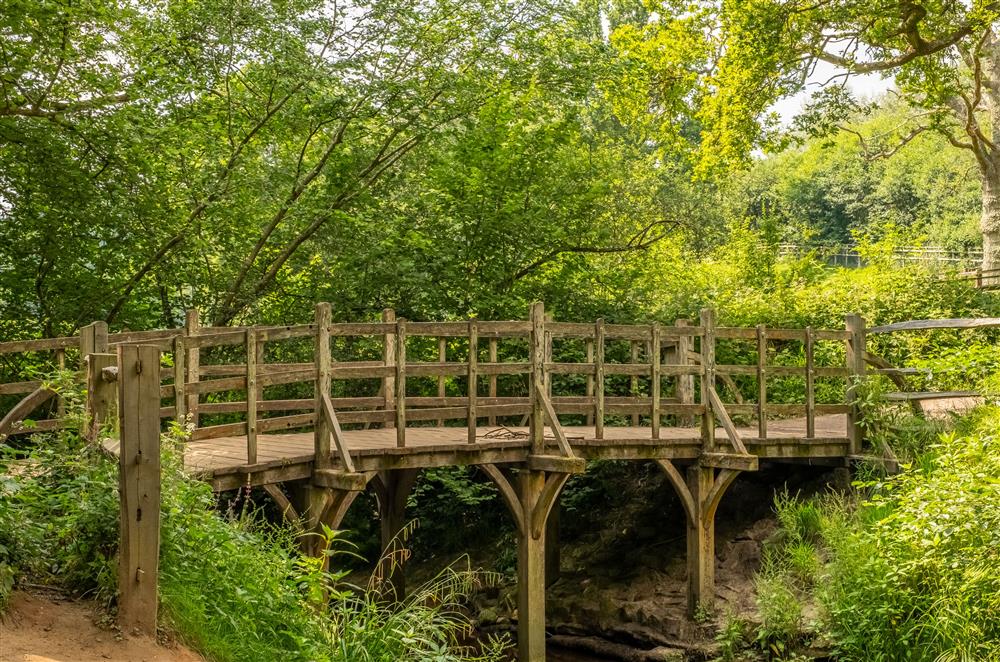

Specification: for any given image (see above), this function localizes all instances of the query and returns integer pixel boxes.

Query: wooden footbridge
[0,303,879,660]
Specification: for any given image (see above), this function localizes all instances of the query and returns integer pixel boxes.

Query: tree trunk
[980,174,1000,281]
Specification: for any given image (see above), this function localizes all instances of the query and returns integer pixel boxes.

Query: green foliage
[760,407,1000,661]
[0,412,506,661]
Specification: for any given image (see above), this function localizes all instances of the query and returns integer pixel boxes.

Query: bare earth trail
[0,592,203,662]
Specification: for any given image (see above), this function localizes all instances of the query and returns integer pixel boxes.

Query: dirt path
[0,591,204,662]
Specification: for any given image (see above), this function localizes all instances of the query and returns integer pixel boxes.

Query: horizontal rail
[869,318,1000,333]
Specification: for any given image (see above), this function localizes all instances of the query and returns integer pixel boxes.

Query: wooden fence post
[80,321,108,358]
[488,338,498,426]
[756,325,767,439]
[117,344,161,636]
[594,318,605,439]
[85,353,117,441]
[315,303,332,469]
[395,319,407,447]
[184,310,200,428]
[467,320,478,444]
[529,302,545,455]
[382,309,396,427]
[651,323,661,439]
[846,314,866,455]
[699,309,716,452]
[676,320,694,426]
[246,329,258,464]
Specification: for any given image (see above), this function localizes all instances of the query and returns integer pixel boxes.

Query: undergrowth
[0,379,507,661]
[753,403,1000,661]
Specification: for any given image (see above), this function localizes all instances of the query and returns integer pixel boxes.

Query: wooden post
[184,310,200,428]
[518,470,548,662]
[488,338,498,426]
[756,325,767,439]
[80,321,108,358]
[845,314,866,454]
[700,309,716,452]
[651,323,661,439]
[676,320,694,426]
[468,321,478,444]
[686,465,713,615]
[595,319,605,439]
[630,340,640,426]
[805,327,815,439]
[85,353,117,441]
[314,303,332,469]
[246,329,258,464]
[437,337,447,427]
[383,309,396,427]
[172,337,186,422]
[585,339,594,426]
[55,348,66,417]
[529,302,545,455]
[376,469,420,602]
[395,319,407,447]
[117,344,160,636]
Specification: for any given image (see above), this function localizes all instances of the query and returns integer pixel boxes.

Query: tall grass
[758,406,1000,661]
[0,385,507,661]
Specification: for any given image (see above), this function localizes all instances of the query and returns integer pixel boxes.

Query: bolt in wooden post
[468,320,478,444]
[382,309,396,427]
[314,303,332,469]
[845,313,866,454]
[117,344,160,636]
[699,309,716,452]
[529,303,546,455]
[184,310,200,428]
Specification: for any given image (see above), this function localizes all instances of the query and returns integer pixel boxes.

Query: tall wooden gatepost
[116,344,162,635]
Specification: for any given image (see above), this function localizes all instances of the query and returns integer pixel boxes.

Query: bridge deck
[104,414,849,491]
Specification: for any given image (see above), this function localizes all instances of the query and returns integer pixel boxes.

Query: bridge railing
[0,303,868,462]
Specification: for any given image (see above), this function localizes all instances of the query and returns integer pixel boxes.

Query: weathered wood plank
[116,344,160,635]
[395,319,407,447]
[869,317,1000,333]
[468,321,478,444]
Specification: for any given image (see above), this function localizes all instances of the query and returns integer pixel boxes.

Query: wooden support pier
[0,301,884,660]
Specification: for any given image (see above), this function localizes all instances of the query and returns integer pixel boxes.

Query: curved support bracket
[263,484,301,530]
[479,464,525,537]
[531,472,570,540]
[655,459,696,523]
[0,387,56,439]
[703,468,740,522]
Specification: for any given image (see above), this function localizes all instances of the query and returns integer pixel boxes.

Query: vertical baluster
[585,338,594,426]
[651,323,661,439]
[314,303,331,469]
[757,325,767,439]
[595,319,605,439]
[488,338,498,426]
[395,319,407,447]
[630,340,640,426]
[468,321,478,443]
[437,336,446,426]
[383,308,396,428]
[805,327,815,439]
[700,309,716,452]
[246,329,258,464]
